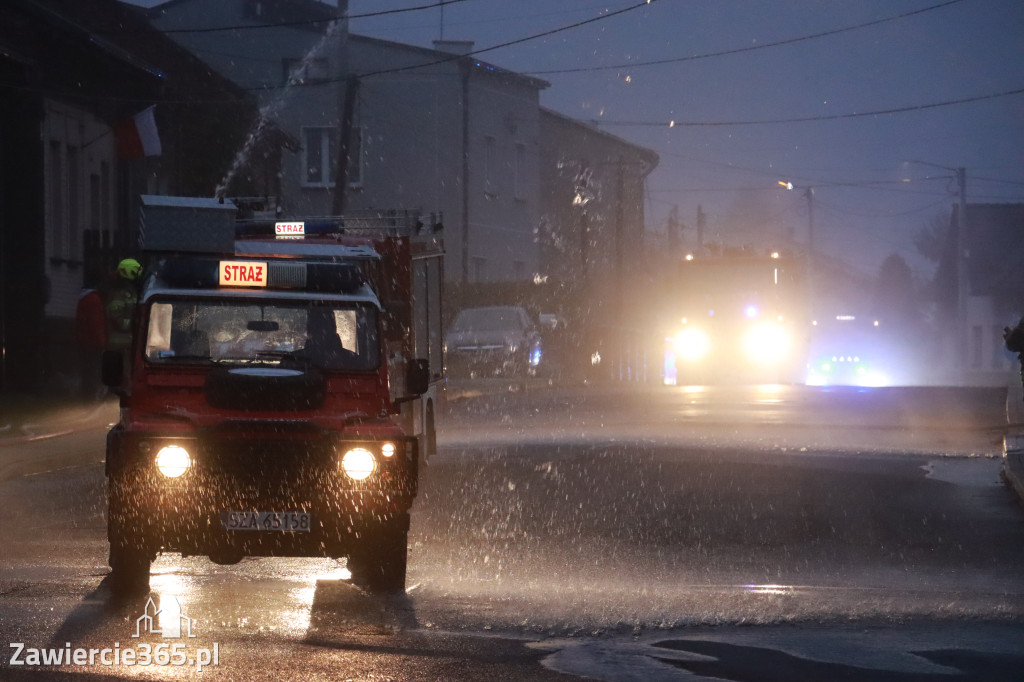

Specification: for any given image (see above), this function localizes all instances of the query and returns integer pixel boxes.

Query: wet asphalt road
[1,384,1023,680]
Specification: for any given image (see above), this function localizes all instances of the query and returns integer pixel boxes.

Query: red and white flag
[115,105,162,161]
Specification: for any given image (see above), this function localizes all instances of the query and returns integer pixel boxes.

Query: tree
[912,212,949,264]
[872,253,919,324]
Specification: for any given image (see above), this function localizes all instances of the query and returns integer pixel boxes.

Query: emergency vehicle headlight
[742,323,790,364]
[381,442,396,458]
[341,447,377,481]
[155,445,192,478]
[674,327,711,363]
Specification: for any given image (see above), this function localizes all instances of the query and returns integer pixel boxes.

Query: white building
[148,1,550,283]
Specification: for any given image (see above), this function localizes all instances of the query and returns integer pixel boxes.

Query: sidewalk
[1003,376,1024,505]
[0,392,118,446]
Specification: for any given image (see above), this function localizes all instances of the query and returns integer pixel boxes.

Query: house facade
[147,0,347,212]
[538,108,658,285]
[149,0,551,284]
[0,0,253,390]
[935,203,1024,386]
[347,36,549,284]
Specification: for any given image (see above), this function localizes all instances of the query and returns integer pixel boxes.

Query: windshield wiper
[254,349,297,361]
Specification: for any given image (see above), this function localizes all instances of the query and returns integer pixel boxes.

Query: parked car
[445,306,542,378]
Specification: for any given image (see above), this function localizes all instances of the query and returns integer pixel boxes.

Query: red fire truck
[102,196,443,593]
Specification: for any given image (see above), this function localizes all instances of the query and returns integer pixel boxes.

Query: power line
[357,0,658,78]
[590,87,1024,127]
[0,0,658,103]
[352,2,638,36]
[524,0,966,75]
[119,0,476,35]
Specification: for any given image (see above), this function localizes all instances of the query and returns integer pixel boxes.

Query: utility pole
[956,166,968,380]
[903,161,969,381]
[805,187,814,258]
[615,158,624,311]
[460,61,470,284]
[667,205,680,257]
[615,158,625,380]
[805,186,814,319]
[332,75,360,215]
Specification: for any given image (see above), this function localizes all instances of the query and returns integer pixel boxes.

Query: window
[303,127,336,187]
[48,141,64,259]
[67,145,80,258]
[145,299,379,371]
[302,126,362,187]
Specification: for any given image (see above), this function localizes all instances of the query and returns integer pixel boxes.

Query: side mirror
[406,358,430,396]
[101,350,123,387]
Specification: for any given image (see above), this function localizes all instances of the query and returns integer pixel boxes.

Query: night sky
[349,0,1024,281]
[132,0,1024,283]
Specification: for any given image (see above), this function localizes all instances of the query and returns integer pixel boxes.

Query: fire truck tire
[107,477,152,593]
[108,542,151,593]
[348,525,409,593]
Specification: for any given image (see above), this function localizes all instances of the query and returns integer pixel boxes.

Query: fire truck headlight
[341,447,377,481]
[742,324,791,364]
[674,328,711,363]
[155,445,192,478]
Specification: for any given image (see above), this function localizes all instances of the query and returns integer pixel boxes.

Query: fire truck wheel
[108,542,152,594]
[348,526,409,594]
[107,477,152,593]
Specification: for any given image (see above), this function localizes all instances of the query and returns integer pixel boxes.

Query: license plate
[220,511,311,532]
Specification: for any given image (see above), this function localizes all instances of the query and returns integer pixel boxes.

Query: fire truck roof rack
[235,209,442,239]
[140,197,443,254]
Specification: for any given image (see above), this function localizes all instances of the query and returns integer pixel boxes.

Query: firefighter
[74,287,107,399]
[1005,317,1024,397]
[106,258,142,351]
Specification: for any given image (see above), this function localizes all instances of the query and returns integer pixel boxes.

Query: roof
[148,0,341,28]
[14,0,250,116]
[350,33,550,91]
[540,107,659,173]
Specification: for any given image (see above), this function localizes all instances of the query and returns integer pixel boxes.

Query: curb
[0,398,118,447]
[1003,449,1024,508]
[1002,374,1024,506]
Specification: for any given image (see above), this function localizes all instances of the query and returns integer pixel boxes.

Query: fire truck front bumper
[106,428,417,561]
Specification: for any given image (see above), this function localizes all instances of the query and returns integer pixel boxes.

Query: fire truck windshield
[144,298,380,371]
